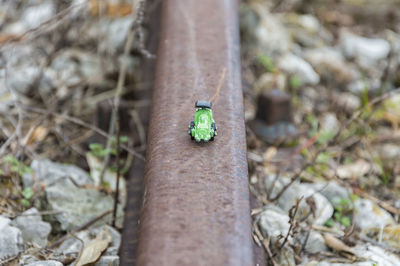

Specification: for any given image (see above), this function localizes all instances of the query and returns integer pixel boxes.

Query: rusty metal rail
[132,0,254,265]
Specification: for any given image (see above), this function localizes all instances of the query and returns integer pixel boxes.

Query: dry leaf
[75,227,112,266]
[89,0,133,17]
[106,3,133,17]
[23,126,48,146]
[323,233,354,254]
[337,159,370,179]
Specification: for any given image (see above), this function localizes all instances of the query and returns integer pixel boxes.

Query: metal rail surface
[135,0,254,265]
[119,1,160,265]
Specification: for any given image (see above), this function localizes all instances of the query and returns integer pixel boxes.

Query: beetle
[188,100,217,142]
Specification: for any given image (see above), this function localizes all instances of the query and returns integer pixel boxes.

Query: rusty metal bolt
[255,89,292,125]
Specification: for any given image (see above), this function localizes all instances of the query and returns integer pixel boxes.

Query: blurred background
[0,0,400,265]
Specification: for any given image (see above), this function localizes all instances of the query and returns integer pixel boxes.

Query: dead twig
[71,232,85,266]
[0,2,85,49]
[22,106,144,160]
[269,161,313,202]
[112,115,121,227]
[209,68,227,104]
[263,237,277,266]
[278,196,302,251]
[331,87,400,145]
[99,2,138,183]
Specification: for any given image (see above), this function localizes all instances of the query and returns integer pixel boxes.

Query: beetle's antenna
[209,67,226,105]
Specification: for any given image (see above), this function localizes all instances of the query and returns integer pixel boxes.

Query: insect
[188,100,217,142]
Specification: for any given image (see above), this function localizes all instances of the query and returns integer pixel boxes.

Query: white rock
[279,53,320,85]
[2,20,27,35]
[22,2,55,29]
[18,255,38,265]
[337,160,371,179]
[320,113,340,136]
[51,49,113,87]
[25,261,63,266]
[258,207,291,242]
[347,77,382,94]
[83,17,133,53]
[340,30,390,67]
[352,244,400,266]
[304,47,360,84]
[376,143,400,162]
[332,92,361,113]
[0,216,23,259]
[0,215,11,229]
[277,183,333,225]
[23,159,93,188]
[296,15,320,33]
[86,154,127,206]
[275,246,296,266]
[252,4,290,55]
[13,208,51,247]
[353,199,395,230]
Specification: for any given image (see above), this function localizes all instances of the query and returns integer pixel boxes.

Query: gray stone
[297,231,328,253]
[18,255,37,265]
[57,230,89,255]
[0,216,23,259]
[95,256,120,266]
[264,174,299,200]
[45,183,121,231]
[275,246,296,266]
[92,225,121,256]
[277,183,333,225]
[7,66,40,94]
[279,53,320,85]
[58,225,121,256]
[23,159,93,188]
[13,208,51,247]
[311,181,351,209]
[50,49,115,87]
[25,260,63,266]
[353,199,395,230]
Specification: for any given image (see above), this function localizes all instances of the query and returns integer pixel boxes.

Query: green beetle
[188,100,217,142]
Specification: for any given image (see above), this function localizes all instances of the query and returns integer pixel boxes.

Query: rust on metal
[136,0,254,265]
